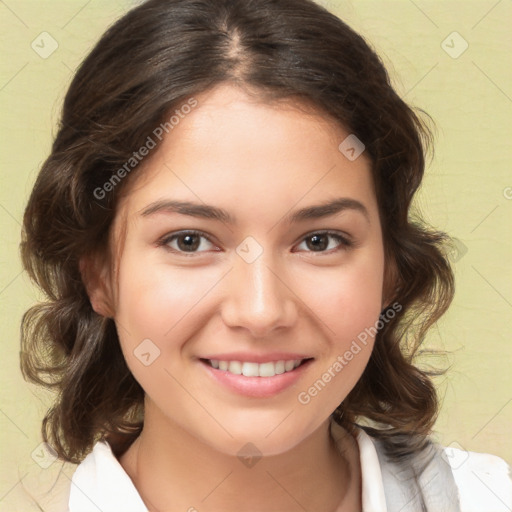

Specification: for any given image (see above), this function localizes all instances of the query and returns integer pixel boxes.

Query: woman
[19,0,511,510]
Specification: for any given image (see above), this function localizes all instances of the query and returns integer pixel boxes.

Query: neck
[119,403,361,512]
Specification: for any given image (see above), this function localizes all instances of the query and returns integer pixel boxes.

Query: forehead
[116,84,377,227]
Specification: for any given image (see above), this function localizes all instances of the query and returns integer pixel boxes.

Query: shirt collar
[68,440,148,511]
[331,421,388,512]
[69,422,387,512]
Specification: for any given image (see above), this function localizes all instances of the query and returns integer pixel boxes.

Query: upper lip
[199,352,313,364]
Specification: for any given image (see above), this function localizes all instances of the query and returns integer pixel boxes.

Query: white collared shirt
[66,425,512,512]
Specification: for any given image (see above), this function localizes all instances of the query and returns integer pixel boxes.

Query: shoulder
[13,439,147,512]
[363,427,512,512]
[332,420,511,512]
[442,444,512,512]
[68,439,148,511]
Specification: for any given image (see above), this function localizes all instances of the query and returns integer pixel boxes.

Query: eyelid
[157,229,355,256]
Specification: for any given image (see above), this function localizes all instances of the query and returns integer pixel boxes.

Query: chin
[194,413,318,458]
[209,433,303,459]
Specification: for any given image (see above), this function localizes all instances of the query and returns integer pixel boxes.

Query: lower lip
[200,359,313,398]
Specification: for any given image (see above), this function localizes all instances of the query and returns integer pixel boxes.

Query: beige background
[1,0,511,507]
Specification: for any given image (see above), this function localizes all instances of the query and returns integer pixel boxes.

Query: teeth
[284,360,295,372]
[229,361,242,375]
[258,362,275,377]
[274,361,285,374]
[208,359,304,377]
[243,362,259,377]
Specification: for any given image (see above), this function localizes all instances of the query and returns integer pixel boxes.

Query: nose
[221,252,298,338]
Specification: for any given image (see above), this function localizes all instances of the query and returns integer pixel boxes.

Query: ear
[381,253,400,311]
[79,252,115,318]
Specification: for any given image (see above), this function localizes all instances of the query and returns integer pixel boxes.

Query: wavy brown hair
[20,0,454,467]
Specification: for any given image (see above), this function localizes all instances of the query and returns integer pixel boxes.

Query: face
[101,84,386,456]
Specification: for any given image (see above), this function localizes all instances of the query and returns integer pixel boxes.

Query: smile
[199,357,314,398]
[204,358,305,377]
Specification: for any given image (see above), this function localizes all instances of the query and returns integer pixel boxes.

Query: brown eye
[296,231,353,253]
[160,231,216,255]
[176,233,201,252]
[306,234,329,251]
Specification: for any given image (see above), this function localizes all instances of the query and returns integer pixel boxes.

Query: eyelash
[157,230,354,257]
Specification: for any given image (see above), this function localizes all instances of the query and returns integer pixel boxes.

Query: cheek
[113,252,227,376]
[294,247,384,399]
[112,258,210,401]
[301,246,385,342]
[295,269,383,416]
[115,254,209,336]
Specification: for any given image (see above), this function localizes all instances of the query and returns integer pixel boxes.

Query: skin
[85,83,391,512]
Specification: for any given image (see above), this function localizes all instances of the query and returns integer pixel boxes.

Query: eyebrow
[140,197,370,225]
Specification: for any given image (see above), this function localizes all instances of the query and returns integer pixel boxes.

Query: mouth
[200,358,312,377]
[198,356,314,398]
